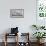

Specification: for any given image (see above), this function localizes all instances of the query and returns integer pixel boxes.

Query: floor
[0,42,46,46]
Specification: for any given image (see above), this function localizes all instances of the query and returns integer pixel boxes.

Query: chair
[4,33,18,46]
[18,33,30,46]
[4,27,19,46]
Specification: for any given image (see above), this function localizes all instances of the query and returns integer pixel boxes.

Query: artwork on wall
[36,0,46,26]
[10,9,24,18]
[37,0,46,18]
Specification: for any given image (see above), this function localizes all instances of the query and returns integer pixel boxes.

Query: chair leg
[4,33,7,46]
[4,41,7,46]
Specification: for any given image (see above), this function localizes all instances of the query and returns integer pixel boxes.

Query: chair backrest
[18,33,29,42]
[11,27,18,34]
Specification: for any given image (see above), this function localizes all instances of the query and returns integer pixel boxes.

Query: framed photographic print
[37,0,46,18]
[36,0,46,26]
[10,9,24,18]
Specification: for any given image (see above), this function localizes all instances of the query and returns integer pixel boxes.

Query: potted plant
[40,26,45,29]
[32,24,45,30]
[33,32,46,43]
[32,25,39,30]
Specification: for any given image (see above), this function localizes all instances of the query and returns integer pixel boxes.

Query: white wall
[0,0,36,42]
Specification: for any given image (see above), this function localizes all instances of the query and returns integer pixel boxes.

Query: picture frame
[37,0,46,18]
[10,9,24,18]
[36,0,46,26]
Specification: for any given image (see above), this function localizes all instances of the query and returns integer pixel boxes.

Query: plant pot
[37,39,40,43]
[40,38,45,43]
[37,39,45,44]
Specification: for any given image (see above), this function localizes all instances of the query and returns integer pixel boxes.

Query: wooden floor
[0,42,46,46]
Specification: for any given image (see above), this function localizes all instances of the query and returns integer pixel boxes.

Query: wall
[0,0,36,42]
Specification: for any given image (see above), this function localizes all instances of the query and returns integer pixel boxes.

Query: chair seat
[6,33,17,36]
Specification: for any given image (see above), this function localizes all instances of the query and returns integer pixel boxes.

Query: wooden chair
[18,33,30,46]
[4,33,18,46]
